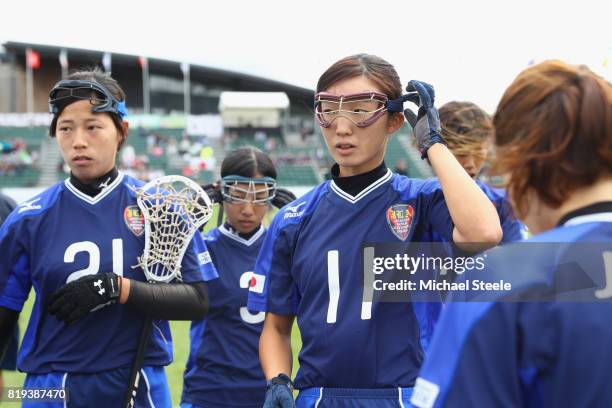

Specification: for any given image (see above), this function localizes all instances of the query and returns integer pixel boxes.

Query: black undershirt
[556,201,612,226]
[331,161,387,197]
[69,167,119,197]
[224,221,262,240]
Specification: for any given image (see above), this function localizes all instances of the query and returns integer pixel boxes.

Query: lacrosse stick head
[133,175,213,282]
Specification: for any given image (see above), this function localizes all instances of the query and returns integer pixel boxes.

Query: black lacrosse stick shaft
[123,315,153,408]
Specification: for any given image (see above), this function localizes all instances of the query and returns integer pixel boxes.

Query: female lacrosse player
[181,146,295,408]
[438,101,525,242]
[248,54,503,408]
[412,60,612,407]
[0,68,217,407]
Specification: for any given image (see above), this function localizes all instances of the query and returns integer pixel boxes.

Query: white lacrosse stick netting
[132,175,213,283]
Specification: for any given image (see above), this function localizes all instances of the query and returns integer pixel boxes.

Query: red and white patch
[124,205,145,236]
[249,273,266,294]
[386,204,414,241]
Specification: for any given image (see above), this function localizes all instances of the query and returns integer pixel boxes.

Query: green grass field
[2,205,302,407]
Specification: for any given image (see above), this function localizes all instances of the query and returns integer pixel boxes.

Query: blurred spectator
[255,130,267,144]
[166,137,178,157]
[0,138,38,176]
[179,135,191,156]
[265,137,277,151]
[121,145,136,168]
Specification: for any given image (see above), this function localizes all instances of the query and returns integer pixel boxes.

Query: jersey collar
[219,224,265,246]
[330,168,392,204]
[65,171,124,205]
[559,201,612,226]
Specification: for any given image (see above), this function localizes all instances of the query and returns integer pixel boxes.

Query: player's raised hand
[263,374,295,408]
[271,188,296,209]
[403,80,447,159]
[48,273,121,324]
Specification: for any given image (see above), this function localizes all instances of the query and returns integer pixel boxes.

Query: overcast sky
[2,0,610,112]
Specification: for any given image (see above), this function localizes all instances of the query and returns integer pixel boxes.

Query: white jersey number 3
[240,271,265,324]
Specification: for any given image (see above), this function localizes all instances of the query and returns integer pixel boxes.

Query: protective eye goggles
[314,91,409,128]
[49,79,128,119]
[221,175,277,206]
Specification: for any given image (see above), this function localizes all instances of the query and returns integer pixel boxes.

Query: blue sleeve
[411,301,522,408]
[180,232,218,283]
[0,214,32,312]
[498,199,527,243]
[247,212,298,315]
[423,184,454,242]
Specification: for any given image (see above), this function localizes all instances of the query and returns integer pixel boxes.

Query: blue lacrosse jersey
[477,180,526,243]
[411,212,612,408]
[182,225,267,407]
[430,180,525,244]
[0,173,218,374]
[247,170,455,389]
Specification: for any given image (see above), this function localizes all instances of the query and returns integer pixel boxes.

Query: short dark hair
[49,68,127,139]
[220,146,277,179]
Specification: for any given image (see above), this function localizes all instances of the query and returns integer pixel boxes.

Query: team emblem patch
[386,204,414,241]
[124,205,145,236]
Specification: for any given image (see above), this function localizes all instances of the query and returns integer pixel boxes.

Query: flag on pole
[138,56,148,69]
[102,52,112,72]
[181,62,191,115]
[26,48,41,70]
[59,49,68,70]
[59,49,69,78]
[180,62,189,75]
[139,56,150,114]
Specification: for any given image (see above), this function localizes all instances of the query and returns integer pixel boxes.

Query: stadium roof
[2,41,314,110]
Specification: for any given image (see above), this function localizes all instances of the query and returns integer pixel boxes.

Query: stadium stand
[0,125,426,188]
[0,126,44,187]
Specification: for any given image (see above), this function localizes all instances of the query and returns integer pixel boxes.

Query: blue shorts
[22,365,171,408]
[296,387,414,408]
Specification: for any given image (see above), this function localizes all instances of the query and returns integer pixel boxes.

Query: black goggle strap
[48,79,128,119]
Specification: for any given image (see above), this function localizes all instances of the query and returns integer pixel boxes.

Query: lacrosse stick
[123,175,213,408]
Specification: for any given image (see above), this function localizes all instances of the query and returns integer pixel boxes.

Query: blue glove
[403,80,446,159]
[263,374,295,408]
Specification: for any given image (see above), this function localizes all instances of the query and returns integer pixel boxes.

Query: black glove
[201,182,222,204]
[263,374,295,408]
[272,188,296,209]
[403,80,446,159]
[48,273,121,325]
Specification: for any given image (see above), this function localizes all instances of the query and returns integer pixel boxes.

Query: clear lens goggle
[49,79,128,119]
[221,175,277,206]
[314,91,389,128]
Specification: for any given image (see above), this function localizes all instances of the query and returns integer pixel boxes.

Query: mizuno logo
[287,202,306,212]
[284,202,306,220]
[18,198,42,214]
[98,177,112,189]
